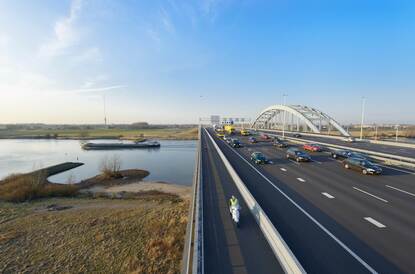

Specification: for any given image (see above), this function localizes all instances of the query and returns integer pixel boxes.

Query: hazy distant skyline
[1,0,414,124]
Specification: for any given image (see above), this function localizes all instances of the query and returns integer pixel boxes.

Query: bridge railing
[181,125,203,274]
[256,128,415,168]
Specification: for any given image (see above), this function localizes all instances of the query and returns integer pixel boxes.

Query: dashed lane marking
[385,185,415,197]
[364,217,386,228]
[353,187,388,203]
[322,192,335,199]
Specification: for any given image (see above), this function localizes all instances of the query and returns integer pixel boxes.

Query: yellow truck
[224,125,235,135]
[240,129,250,136]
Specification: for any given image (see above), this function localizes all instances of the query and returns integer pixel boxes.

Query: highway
[201,129,284,274]
[261,130,415,159]
[205,128,414,273]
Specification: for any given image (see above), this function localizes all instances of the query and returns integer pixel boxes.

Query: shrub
[0,171,79,202]
[100,155,123,179]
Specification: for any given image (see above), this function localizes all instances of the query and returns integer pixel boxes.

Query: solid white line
[322,192,335,199]
[385,185,415,197]
[297,178,306,182]
[288,159,300,165]
[311,159,322,164]
[353,187,388,203]
[364,217,386,228]
[226,141,378,273]
[377,164,415,175]
[280,168,287,172]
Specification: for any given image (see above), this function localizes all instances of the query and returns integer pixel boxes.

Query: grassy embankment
[0,127,198,140]
[348,128,415,139]
[0,197,188,273]
[0,164,189,273]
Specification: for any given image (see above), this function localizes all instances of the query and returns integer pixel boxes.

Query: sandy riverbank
[86,181,191,200]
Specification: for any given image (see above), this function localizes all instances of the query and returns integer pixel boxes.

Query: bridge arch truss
[252,105,351,137]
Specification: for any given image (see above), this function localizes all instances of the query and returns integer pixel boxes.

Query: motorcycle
[229,205,240,227]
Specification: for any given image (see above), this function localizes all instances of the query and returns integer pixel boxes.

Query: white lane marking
[364,217,386,228]
[385,185,415,197]
[322,192,335,199]
[280,168,287,172]
[288,159,300,165]
[224,140,378,273]
[311,159,322,164]
[353,187,388,203]
[377,164,415,175]
[297,178,306,182]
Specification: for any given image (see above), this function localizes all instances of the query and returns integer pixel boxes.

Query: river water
[0,139,196,185]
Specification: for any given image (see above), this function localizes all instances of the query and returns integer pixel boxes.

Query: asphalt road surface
[201,129,283,274]
[208,128,412,273]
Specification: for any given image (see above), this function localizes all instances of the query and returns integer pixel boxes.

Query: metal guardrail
[205,128,305,274]
[182,125,203,274]
[255,129,415,168]
[256,128,415,149]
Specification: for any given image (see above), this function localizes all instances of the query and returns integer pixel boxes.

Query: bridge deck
[207,127,413,273]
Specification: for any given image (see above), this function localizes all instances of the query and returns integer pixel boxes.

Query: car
[260,133,271,140]
[331,150,352,160]
[286,147,311,162]
[224,135,232,143]
[248,137,257,143]
[343,137,356,143]
[343,157,382,175]
[348,152,370,161]
[331,150,369,161]
[240,129,251,136]
[230,138,242,148]
[293,133,302,138]
[303,143,322,152]
[250,152,269,164]
[273,139,288,148]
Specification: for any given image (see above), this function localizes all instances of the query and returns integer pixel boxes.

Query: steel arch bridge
[252,105,351,137]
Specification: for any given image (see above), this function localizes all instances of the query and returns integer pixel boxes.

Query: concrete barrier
[182,126,203,274]
[205,128,305,274]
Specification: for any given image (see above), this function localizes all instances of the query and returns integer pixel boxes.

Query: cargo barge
[82,140,160,150]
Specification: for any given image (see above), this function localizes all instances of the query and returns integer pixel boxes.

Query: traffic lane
[241,142,415,231]
[274,132,415,159]
[209,129,399,274]
[217,134,415,208]
[239,134,415,192]
[247,142,415,213]
[235,142,415,272]
[202,130,283,274]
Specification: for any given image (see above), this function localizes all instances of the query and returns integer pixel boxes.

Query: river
[0,139,196,185]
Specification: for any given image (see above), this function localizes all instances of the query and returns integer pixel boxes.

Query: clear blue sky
[0,0,414,124]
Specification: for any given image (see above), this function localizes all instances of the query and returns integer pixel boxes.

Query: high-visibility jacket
[230,198,238,207]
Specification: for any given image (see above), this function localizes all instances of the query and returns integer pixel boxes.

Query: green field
[0,127,198,140]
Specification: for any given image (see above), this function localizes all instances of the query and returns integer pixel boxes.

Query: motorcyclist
[229,195,239,211]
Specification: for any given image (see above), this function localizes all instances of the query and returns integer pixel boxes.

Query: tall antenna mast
[103,94,107,126]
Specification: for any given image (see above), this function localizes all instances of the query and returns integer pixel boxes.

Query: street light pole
[395,125,399,142]
[282,94,287,139]
[359,96,366,140]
